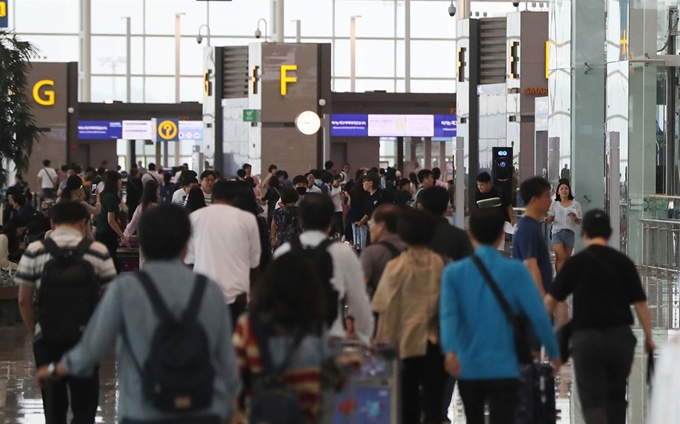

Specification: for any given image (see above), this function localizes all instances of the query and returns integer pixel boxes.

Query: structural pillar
[79,0,92,102]
[570,0,606,223]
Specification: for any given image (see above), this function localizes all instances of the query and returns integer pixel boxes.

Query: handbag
[471,254,533,364]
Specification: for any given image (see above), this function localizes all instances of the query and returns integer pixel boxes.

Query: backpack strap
[315,238,335,252]
[378,241,401,259]
[136,271,175,323]
[41,238,62,258]
[182,274,208,323]
[73,238,93,258]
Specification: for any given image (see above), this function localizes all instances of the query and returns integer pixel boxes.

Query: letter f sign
[280,65,297,96]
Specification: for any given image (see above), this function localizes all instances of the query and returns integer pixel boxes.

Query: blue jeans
[352,223,368,250]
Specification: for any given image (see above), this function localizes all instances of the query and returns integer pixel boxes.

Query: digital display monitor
[331,114,456,137]
[78,121,123,139]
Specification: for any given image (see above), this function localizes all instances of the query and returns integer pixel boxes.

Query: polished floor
[0,269,674,424]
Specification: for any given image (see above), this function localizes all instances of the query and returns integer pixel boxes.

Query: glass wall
[10,0,516,101]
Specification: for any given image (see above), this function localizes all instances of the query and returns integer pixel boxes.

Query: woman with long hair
[124,179,159,239]
[95,171,130,273]
[546,179,583,272]
[409,172,420,195]
[233,252,330,423]
[263,176,282,224]
[185,186,207,213]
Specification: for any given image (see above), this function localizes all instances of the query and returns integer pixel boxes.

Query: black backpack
[289,237,339,328]
[123,271,214,413]
[36,238,99,346]
[248,313,306,424]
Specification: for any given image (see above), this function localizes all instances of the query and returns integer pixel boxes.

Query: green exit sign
[243,109,260,122]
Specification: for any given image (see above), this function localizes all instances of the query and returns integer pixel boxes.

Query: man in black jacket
[417,186,473,261]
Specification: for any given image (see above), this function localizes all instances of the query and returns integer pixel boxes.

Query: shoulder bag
[472,254,533,364]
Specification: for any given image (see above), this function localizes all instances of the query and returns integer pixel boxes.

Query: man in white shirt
[141,163,163,185]
[37,159,58,199]
[171,176,198,205]
[274,193,373,345]
[185,180,261,324]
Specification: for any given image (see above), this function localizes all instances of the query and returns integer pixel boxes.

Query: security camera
[513,2,520,6]
[196,34,203,44]
[255,29,262,39]
[448,2,456,16]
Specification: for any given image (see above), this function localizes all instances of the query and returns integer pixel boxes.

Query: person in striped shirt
[16,201,117,424]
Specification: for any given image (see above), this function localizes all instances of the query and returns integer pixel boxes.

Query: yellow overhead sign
[32,80,55,106]
[280,65,297,96]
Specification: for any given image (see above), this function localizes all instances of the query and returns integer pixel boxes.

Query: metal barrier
[639,218,680,270]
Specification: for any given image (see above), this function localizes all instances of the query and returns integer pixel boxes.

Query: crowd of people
[0,158,660,424]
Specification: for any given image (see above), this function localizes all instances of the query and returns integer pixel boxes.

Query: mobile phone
[568,212,576,217]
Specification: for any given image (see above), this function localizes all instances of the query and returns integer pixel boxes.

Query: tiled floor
[0,269,675,423]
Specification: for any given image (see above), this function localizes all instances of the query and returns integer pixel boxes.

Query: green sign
[243,109,260,122]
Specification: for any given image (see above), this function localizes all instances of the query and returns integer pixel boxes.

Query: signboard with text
[330,114,456,138]
[78,121,122,139]
[330,114,368,137]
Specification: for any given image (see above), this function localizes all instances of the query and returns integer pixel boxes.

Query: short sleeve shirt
[512,216,553,291]
[95,193,120,234]
[550,245,647,330]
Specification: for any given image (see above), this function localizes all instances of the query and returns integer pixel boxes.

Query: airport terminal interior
[1,0,680,423]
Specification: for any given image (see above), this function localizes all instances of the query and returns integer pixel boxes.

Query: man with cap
[544,209,655,424]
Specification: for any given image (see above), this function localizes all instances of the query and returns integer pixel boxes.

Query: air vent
[479,17,507,85]
[223,46,249,98]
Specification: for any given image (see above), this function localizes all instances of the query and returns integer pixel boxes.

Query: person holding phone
[546,179,582,273]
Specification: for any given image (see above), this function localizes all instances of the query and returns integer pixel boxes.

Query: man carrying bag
[440,208,561,424]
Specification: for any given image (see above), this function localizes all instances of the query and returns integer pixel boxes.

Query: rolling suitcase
[332,344,400,424]
[516,362,556,424]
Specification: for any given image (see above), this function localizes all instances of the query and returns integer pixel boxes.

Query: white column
[455,136,466,229]
[123,17,131,103]
[404,0,411,92]
[80,0,92,101]
[458,0,470,19]
[276,0,285,42]
[270,0,284,42]
[350,16,361,92]
[206,0,211,47]
[174,13,184,166]
[292,19,301,43]
[608,132,621,250]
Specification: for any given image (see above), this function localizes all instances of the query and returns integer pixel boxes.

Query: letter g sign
[33,80,55,106]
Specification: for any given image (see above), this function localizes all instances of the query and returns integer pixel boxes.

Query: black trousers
[34,338,99,424]
[401,342,448,424]
[458,378,519,424]
[572,326,636,424]
[229,293,248,331]
[95,230,120,274]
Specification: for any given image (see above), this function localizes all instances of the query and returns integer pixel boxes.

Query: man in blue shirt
[440,208,561,424]
[512,177,553,296]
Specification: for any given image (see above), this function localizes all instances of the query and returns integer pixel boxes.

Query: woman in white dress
[546,179,582,272]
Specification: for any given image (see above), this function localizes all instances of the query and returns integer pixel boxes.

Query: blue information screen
[331,114,369,137]
[78,121,123,139]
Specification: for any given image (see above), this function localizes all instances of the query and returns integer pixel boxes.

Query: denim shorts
[552,229,575,248]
